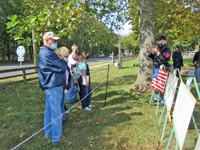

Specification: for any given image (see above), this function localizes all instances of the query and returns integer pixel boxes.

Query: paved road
[0,57,113,78]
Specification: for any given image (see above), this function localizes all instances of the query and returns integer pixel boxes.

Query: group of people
[147,35,200,107]
[38,32,94,143]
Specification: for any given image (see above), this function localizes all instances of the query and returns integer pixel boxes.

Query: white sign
[18,57,24,61]
[186,78,192,89]
[173,81,196,150]
[16,46,25,57]
[164,74,179,111]
[195,134,200,150]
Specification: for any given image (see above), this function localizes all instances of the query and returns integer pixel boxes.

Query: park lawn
[0,59,200,150]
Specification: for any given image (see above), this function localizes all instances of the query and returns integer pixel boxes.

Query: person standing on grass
[147,35,171,107]
[67,44,79,105]
[56,47,71,122]
[38,32,67,143]
[193,45,200,82]
[172,46,183,78]
[78,51,94,110]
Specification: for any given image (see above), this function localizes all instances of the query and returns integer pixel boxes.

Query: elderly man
[67,44,80,105]
[38,32,68,143]
[147,35,171,107]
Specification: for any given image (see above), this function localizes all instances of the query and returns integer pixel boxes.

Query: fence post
[22,68,26,84]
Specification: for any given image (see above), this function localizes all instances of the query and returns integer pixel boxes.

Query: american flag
[151,68,168,94]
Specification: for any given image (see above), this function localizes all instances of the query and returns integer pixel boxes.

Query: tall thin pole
[118,27,122,69]
[104,65,110,106]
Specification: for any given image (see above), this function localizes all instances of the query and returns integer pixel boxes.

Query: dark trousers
[173,62,181,78]
[79,83,92,109]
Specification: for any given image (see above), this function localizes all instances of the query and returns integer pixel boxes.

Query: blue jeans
[44,86,63,143]
[61,93,67,121]
[154,90,164,104]
[68,77,78,103]
[80,83,92,109]
[195,66,200,82]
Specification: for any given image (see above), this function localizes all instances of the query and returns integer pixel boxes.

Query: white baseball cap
[43,32,60,40]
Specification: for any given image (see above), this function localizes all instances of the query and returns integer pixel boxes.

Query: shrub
[133,63,139,67]
[185,62,194,67]
[168,61,173,67]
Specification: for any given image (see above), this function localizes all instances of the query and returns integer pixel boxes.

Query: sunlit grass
[0,58,199,150]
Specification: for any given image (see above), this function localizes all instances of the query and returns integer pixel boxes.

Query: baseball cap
[156,35,166,41]
[176,46,180,48]
[43,32,60,40]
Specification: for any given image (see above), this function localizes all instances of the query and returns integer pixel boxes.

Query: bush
[168,61,173,67]
[133,63,139,67]
[184,62,194,67]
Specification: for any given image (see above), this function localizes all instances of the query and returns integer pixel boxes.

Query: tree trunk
[32,28,38,70]
[6,40,11,61]
[133,0,156,91]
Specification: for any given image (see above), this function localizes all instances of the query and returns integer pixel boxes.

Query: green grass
[0,59,200,150]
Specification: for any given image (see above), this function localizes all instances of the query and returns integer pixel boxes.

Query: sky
[118,21,133,36]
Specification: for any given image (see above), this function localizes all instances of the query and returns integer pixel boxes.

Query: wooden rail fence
[0,67,38,88]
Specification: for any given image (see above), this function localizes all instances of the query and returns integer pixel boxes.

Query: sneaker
[58,135,68,143]
[151,100,161,103]
[67,102,73,105]
[159,103,164,107]
[62,119,70,122]
[88,105,95,108]
[83,107,91,110]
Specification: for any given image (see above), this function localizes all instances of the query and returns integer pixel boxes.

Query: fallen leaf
[3,124,7,128]
[19,134,23,138]
[67,142,73,146]
[156,141,159,147]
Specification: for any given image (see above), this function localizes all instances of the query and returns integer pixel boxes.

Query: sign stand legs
[149,89,155,106]
[156,92,160,116]
[166,126,174,150]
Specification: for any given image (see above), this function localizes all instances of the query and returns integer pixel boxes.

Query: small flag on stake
[151,68,168,94]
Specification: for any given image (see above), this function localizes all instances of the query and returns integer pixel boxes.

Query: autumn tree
[128,0,200,91]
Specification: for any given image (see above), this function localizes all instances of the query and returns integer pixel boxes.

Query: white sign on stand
[173,81,196,149]
[16,46,25,67]
[195,134,200,150]
[164,73,179,111]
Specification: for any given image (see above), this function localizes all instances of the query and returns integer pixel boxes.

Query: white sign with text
[173,81,196,149]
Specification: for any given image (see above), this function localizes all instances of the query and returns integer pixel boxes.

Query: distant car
[98,54,105,58]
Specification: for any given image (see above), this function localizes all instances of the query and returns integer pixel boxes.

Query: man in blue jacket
[38,32,68,143]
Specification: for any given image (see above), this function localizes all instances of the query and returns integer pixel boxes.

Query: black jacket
[193,50,200,67]
[172,51,183,67]
[148,45,171,71]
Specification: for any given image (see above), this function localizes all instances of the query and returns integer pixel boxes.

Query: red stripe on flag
[151,82,165,91]
[152,80,165,87]
[151,84,164,94]
[159,72,168,77]
[156,78,166,84]
[158,75,167,81]
[159,69,168,74]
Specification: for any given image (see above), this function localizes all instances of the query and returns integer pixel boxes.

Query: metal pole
[104,65,110,106]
